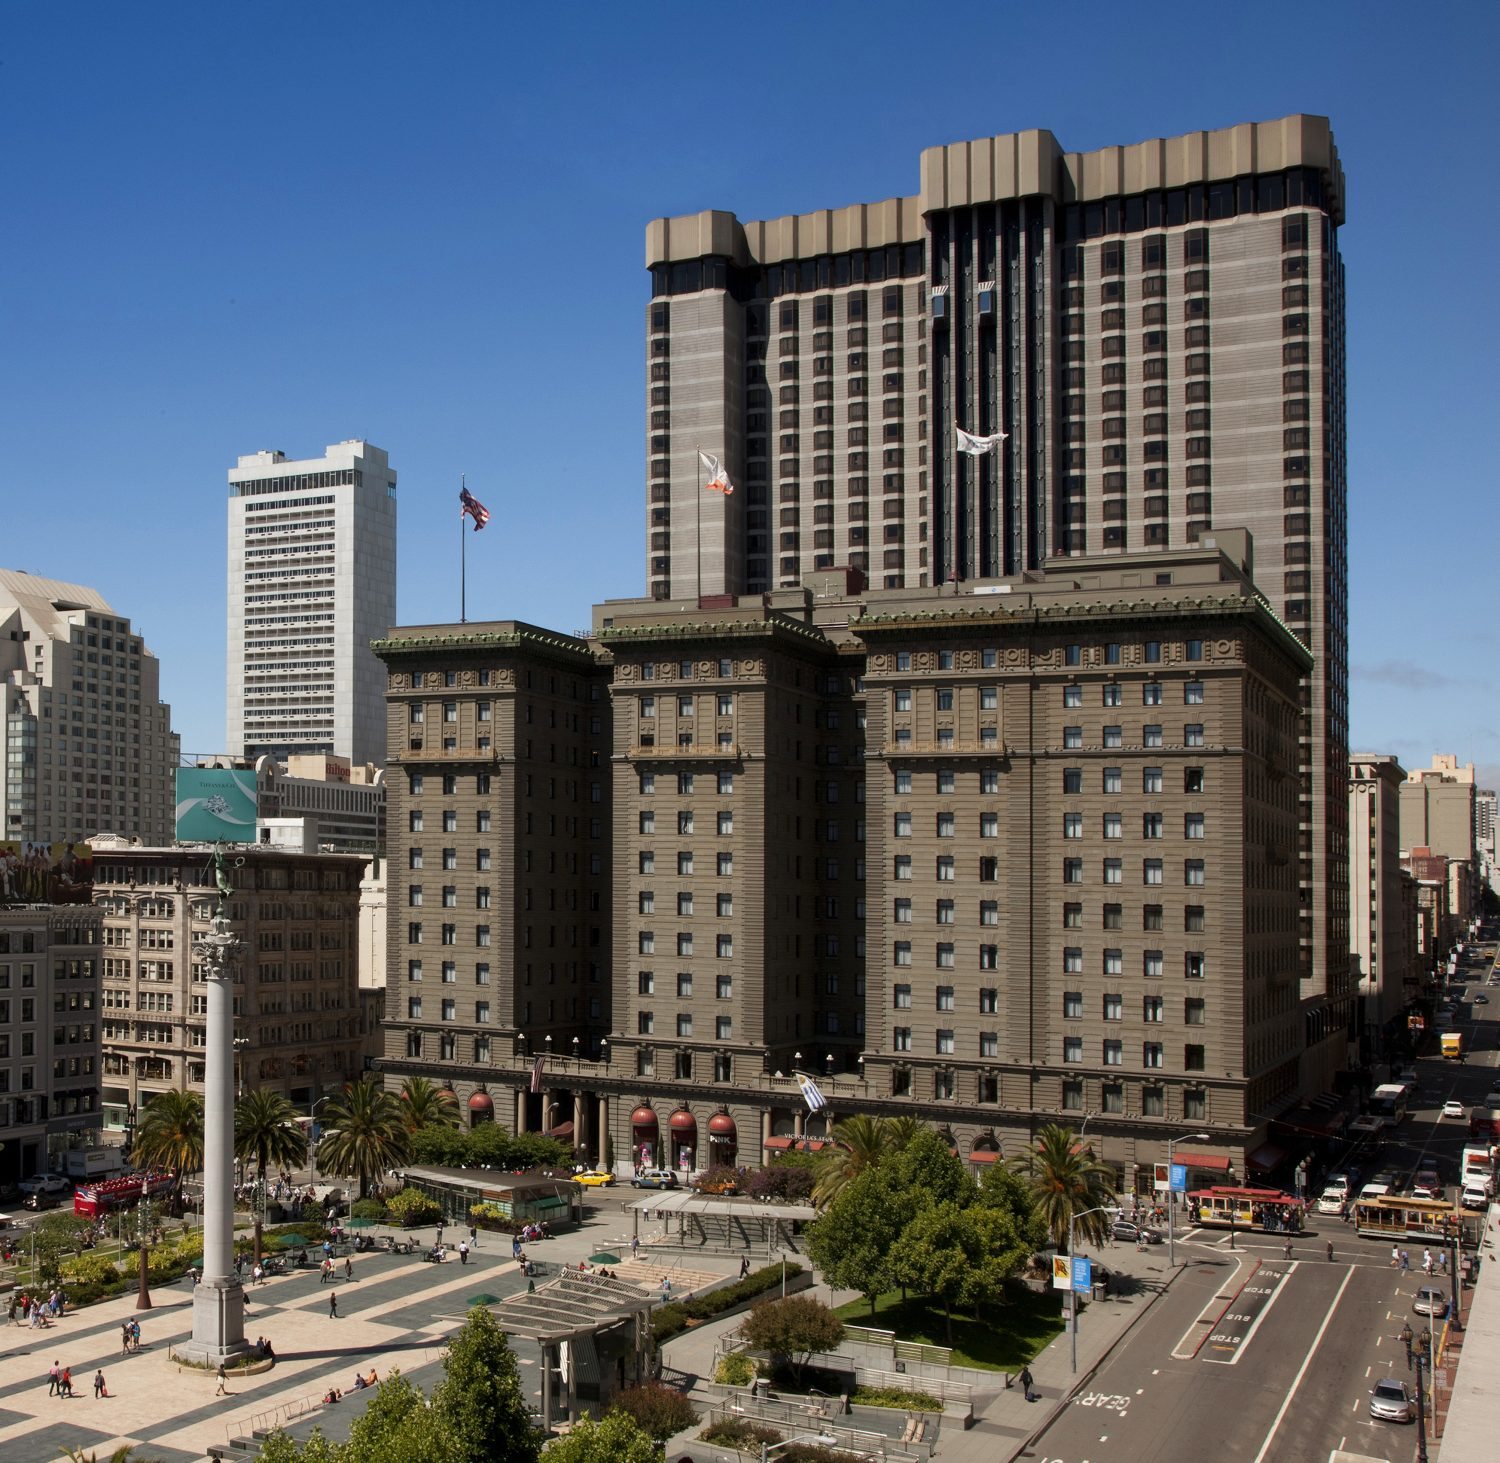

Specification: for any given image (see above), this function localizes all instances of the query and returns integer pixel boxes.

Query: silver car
[1413,1285,1449,1318]
[1369,1378,1414,1423]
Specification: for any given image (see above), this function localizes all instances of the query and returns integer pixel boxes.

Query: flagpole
[696,448,703,607]
[460,474,467,624]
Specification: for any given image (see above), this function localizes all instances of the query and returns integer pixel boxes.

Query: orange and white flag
[699,450,734,495]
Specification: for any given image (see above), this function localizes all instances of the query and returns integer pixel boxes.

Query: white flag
[699,450,734,496]
[956,427,1008,456]
[798,1074,828,1113]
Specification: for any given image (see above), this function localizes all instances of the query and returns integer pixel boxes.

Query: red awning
[548,1120,574,1139]
[708,1113,737,1138]
[1178,1151,1231,1172]
[467,1091,494,1113]
[629,1106,658,1129]
[798,1139,830,1151]
[969,1150,1000,1164]
[763,1136,793,1150]
[669,1110,697,1134]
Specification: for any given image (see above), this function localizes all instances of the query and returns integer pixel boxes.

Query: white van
[1357,1182,1390,1203]
[1315,1186,1347,1215]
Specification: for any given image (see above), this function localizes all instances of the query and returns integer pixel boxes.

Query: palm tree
[314,1078,412,1199]
[234,1089,309,1260]
[812,1114,926,1208]
[133,1089,204,1204]
[1011,1123,1117,1253]
[398,1075,461,1133]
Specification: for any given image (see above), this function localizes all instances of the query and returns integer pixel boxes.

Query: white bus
[1368,1083,1409,1127]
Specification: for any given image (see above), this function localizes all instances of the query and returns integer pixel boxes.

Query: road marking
[1249,1263,1354,1463]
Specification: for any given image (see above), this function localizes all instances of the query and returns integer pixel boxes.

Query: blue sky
[3,2,1496,781]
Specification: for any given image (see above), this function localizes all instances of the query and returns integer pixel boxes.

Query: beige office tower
[646,112,1350,1085]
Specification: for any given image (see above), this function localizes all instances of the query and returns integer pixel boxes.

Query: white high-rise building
[226,441,397,768]
[0,569,179,845]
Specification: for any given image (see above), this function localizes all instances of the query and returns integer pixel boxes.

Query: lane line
[1250,1264,1355,1463]
[1224,1262,1295,1365]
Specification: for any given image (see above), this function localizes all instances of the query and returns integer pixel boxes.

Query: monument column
[181,854,249,1365]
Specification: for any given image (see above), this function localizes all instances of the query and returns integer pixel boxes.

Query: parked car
[16,1174,71,1198]
[1413,1285,1449,1318]
[574,1169,616,1188]
[1461,1184,1491,1211]
[1110,1218,1164,1244]
[630,1168,679,1190]
[1369,1377,1415,1423]
[1474,994,1489,1005]
[1443,1100,1468,1120]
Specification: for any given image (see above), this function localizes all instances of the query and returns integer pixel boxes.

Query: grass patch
[833,1281,1064,1371]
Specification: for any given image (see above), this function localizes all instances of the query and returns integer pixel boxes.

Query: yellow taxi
[574,1169,616,1188]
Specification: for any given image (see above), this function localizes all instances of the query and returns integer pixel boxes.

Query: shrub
[741,1296,844,1388]
[60,1252,124,1288]
[385,1186,443,1228]
[651,1261,803,1342]
[851,1384,945,1410]
[714,1350,758,1386]
[351,1198,388,1223]
[748,1162,815,1203]
[469,1201,510,1231]
[609,1382,698,1441]
[693,1165,741,1196]
[701,1417,782,1448]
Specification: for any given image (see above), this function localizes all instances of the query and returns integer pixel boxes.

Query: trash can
[1092,1281,1108,1302]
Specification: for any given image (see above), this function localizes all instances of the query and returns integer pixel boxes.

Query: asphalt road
[1024,945,1500,1463]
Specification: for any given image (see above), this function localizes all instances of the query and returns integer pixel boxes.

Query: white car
[1442,1100,1467,1120]
[1461,1185,1490,1210]
[16,1174,71,1197]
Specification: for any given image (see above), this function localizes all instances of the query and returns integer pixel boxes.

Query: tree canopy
[397,1076,462,1133]
[540,1413,658,1463]
[1011,1123,1118,1252]
[314,1078,412,1199]
[740,1295,844,1387]
[133,1088,203,1184]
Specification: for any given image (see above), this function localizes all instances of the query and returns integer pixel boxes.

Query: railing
[708,1398,930,1460]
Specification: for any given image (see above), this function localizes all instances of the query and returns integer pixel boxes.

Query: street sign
[1071,1256,1093,1294]
[1154,1163,1169,1193]
[1052,1255,1072,1290]
[1170,1164,1187,1193]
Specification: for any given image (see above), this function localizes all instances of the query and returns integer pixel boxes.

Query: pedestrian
[1439,1250,1449,1275]
[469,1224,478,1249]
[1400,1249,1411,1273]
[215,1364,227,1396]
[93,1370,106,1399]
[1327,1240,1335,1262]
[252,1263,263,1287]
[1019,1365,1035,1403]
[344,1256,352,1281]
[1422,1248,1433,1275]
[458,1241,469,1266]
[1391,1244,1400,1268]
[329,1292,339,1319]
[60,1367,73,1398]
[47,1360,59,1397]
[739,1256,750,1278]
[1283,1238,1293,1261]
[631,1235,639,1259]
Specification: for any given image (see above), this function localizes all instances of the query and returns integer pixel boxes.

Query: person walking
[739,1256,750,1278]
[630,1235,640,1260]
[1282,1238,1294,1261]
[1019,1365,1035,1403]
[1391,1244,1400,1268]
[93,1370,107,1399]
[1400,1249,1411,1273]
[47,1360,59,1397]
[252,1263,264,1287]
[215,1364,228,1397]
[1422,1248,1434,1275]
[1327,1240,1335,1262]
[468,1223,478,1249]
[344,1256,352,1281]
[328,1291,339,1319]
[458,1241,469,1266]
[60,1367,73,1398]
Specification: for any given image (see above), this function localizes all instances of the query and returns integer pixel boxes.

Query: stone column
[761,1109,772,1158]
[572,1092,588,1161]
[515,1089,528,1133]
[597,1095,609,1169]
[181,905,248,1365]
[793,1109,805,1140]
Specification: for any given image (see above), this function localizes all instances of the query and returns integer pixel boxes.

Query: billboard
[175,768,259,843]
[0,841,93,905]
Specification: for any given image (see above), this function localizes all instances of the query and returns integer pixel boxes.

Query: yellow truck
[1442,1030,1464,1060]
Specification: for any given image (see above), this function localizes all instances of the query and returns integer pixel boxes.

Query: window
[678,810,695,835]
[1064,813,1083,840]
[1143,724,1163,748]
[1142,681,1163,706]
[1185,951,1206,980]
[716,934,733,958]
[1184,1044,1206,1072]
[1063,902,1082,928]
[894,855,912,880]
[936,898,955,925]
[980,900,998,926]
[1063,947,1084,974]
[1185,859,1205,886]
[676,933,694,957]
[936,1029,955,1055]
[1144,1042,1164,1069]
[717,852,733,876]
[893,941,912,966]
[677,771,695,795]
[1063,1036,1084,1063]
[1103,1039,1123,1066]
[1065,644,1081,666]
[1103,767,1122,794]
[1062,1078,1084,1110]
[1103,903,1122,930]
[716,972,732,998]
[717,693,734,716]
[1064,768,1083,794]
[936,856,955,881]
[1064,727,1083,748]
[408,810,424,833]
[1104,858,1122,884]
[1103,726,1122,748]
[717,771,734,795]
[936,944,955,970]
[1185,905,1205,933]
[1184,1089,1207,1120]
[893,983,912,1009]
[1103,813,1122,840]
[717,892,733,917]
[894,812,912,838]
[893,1026,912,1052]
[1185,813,1205,839]
[1143,858,1164,886]
[937,689,954,712]
[937,769,956,795]
[936,813,956,839]
[979,987,998,1013]
[1103,992,1123,1020]
[678,695,693,716]
[1185,681,1205,705]
[1064,684,1083,708]
[717,810,733,835]
[639,851,655,875]
[1186,639,1203,661]
[638,931,655,954]
[1103,683,1122,708]
[895,688,912,712]
[639,810,656,836]
[676,891,694,917]
[1063,858,1083,884]
[1185,723,1205,747]
[1144,995,1164,1022]
[894,769,912,794]
[678,852,694,875]
[980,686,998,710]
[1143,813,1164,840]
[1186,997,1206,1025]
[1184,767,1204,794]
[638,1012,655,1035]
[979,1031,998,1058]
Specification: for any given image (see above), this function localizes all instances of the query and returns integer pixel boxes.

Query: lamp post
[1414,1327,1432,1463]
[310,1095,334,1176]
[1166,1131,1211,1270]
[1068,1202,1120,1373]
[135,1174,153,1311]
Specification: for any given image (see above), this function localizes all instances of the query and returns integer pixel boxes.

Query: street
[1025,943,1499,1463]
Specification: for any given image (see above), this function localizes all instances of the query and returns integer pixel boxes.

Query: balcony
[626,743,743,761]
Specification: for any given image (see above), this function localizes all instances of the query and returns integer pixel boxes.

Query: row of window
[1064,681,1205,707]
[638,694,735,718]
[1063,813,1206,839]
[1066,992,1206,1022]
[890,1028,1001,1056]
[638,892,733,917]
[407,997,490,1023]
[892,984,998,1011]
[894,898,999,925]
[408,772,492,796]
[639,850,734,876]
[639,771,735,795]
[637,933,734,957]
[408,702,495,724]
[894,812,1000,838]
[636,658,739,681]
[406,961,490,983]
[1066,949,1208,978]
[636,971,733,997]
[892,943,999,969]
[407,924,492,944]
[1065,766,1204,794]
[1062,852,1209,887]
[1065,902,1205,931]
[1062,1038,1207,1069]
[892,686,1001,711]
[1064,724,1205,748]
[895,768,999,795]
[639,811,735,835]
[637,1012,735,1039]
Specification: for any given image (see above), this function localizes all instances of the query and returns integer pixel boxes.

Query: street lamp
[1166,1132,1211,1270]
[1068,1203,1121,1373]
[1414,1326,1433,1463]
[310,1096,335,1176]
[135,1174,153,1312]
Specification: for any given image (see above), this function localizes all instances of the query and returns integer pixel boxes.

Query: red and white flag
[699,450,734,496]
[459,485,491,530]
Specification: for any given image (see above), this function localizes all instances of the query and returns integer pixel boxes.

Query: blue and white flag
[955,427,1007,456]
[798,1074,828,1113]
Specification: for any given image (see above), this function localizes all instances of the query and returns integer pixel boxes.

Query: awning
[969,1150,1000,1165]
[669,1110,697,1134]
[763,1136,793,1150]
[1177,1151,1231,1172]
[548,1120,574,1139]
[629,1106,658,1130]
[1247,1142,1287,1172]
[708,1113,737,1138]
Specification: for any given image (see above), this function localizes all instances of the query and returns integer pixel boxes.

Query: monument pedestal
[174,1277,251,1367]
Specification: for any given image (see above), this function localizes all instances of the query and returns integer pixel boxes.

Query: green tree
[430,1306,541,1463]
[811,1114,893,1208]
[740,1295,845,1389]
[889,1201,1031,1343]
[542,1412,658,1463]
[976,1159,1048,1251]
[398,1076,462,1132]
[252,1431,341,1463]
[234,1088,309,1260]
[315,1078,412,1200]
[342,1370,447,1463]
[608,1383,699,1443]
[1011,1123,1117,1252]
[806,1165,903,1311]
[133,1088,204,1198]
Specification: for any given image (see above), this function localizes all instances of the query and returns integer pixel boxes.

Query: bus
[73,1170,175,1219]
[1187,1186,1306,1234]
[1353,1195,1459,1242]
[1368,1084,1410,1127]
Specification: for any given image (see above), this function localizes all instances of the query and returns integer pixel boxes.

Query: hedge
[653,1261,805,1342]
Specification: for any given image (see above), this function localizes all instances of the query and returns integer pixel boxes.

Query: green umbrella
[278,1233,307,1247]
[588,1252,622,1265]
[467,1292,502,1307]
[348,1217,376,1229]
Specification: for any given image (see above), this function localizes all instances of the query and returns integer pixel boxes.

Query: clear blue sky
[3,2,1495,781]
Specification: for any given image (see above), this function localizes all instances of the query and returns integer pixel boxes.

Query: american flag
[530,1054,545,1094]
[460,485,491,531]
